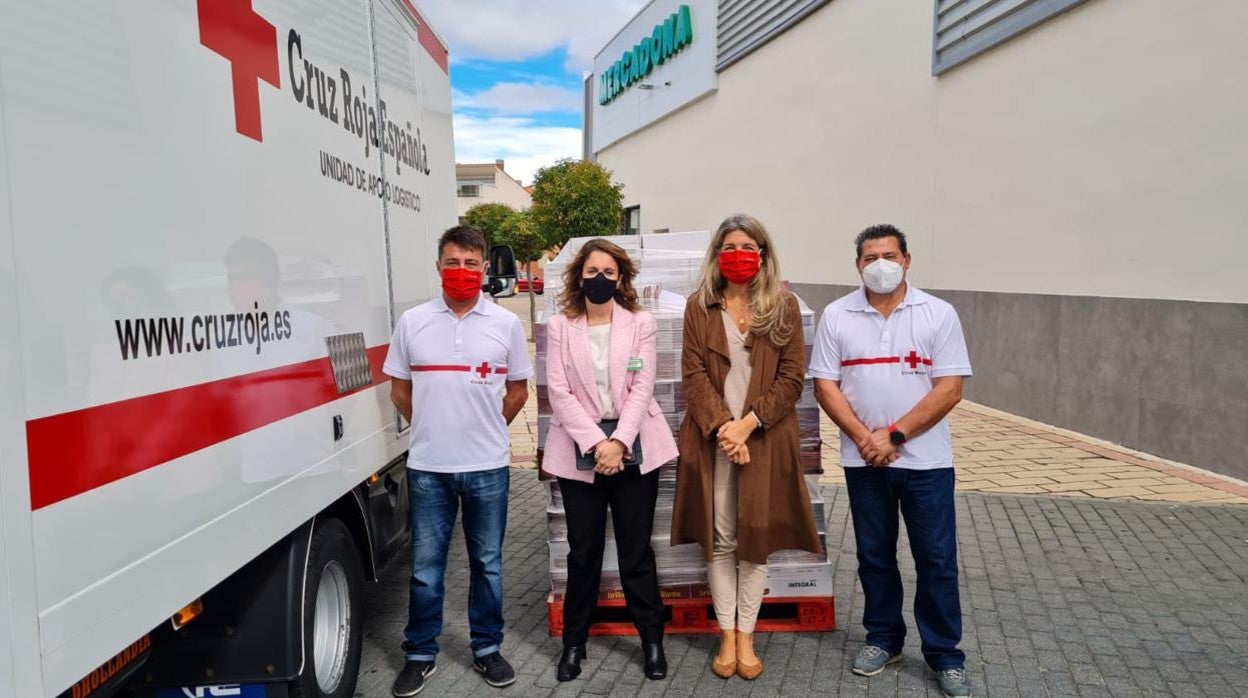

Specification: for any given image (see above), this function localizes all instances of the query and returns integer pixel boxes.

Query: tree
[462,202,516,247]
[493,210,548,333]
[528,159,624,252]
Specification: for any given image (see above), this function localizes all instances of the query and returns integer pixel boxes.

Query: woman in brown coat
[672,213,822,680]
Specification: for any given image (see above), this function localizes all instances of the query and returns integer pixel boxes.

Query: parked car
[517,272,544,294]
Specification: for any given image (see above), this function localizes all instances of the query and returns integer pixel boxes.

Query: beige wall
[597,0,1248,303]
[456,168,532,218]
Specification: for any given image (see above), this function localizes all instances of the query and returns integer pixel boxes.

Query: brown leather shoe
[736,631,763,680]
[712,631,737,678]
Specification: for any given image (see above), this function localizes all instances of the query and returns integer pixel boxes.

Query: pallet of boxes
[535,233,835,637]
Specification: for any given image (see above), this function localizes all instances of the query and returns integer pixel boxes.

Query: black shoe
[643,641,667,680]
[392,660,436,697]
[473,651,517,688]
[556,645,586,682]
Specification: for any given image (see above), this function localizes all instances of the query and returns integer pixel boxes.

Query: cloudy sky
[419,0,649,185]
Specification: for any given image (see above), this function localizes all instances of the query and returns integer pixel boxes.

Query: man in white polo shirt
[383,225,532,696]
[808,225,973,698]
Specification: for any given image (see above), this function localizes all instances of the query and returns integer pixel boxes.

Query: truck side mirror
[486,244,517,296]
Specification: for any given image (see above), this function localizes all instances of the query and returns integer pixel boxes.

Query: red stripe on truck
[400,1,449,74]
[25,345,390,511]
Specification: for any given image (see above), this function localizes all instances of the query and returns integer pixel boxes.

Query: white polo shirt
[383,294,533,473]
[808,285,972,470]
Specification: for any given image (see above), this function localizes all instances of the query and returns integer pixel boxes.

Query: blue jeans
[844,466,964,670]
[403,467,509,661]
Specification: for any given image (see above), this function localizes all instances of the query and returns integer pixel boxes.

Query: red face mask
[441,267,483,302]
[718,249,761,285]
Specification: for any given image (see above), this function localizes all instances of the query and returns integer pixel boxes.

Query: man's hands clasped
[859,428,899,467]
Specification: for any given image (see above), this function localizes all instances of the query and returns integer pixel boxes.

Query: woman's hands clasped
[593,438,626,476]
[717,415,759,465]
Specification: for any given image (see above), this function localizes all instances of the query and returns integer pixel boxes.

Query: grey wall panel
[582,74,594,161]
[717,0,831,71]
[933,0,1093,75]
[790,282,1248,481]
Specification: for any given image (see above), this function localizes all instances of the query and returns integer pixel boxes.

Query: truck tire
[291,518,365,698]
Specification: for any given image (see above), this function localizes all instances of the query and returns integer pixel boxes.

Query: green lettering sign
[599,4,694,105]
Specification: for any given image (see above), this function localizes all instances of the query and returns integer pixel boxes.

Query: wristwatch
[888,425,907,446]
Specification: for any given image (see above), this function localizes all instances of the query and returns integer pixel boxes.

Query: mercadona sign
[599,4,693,105]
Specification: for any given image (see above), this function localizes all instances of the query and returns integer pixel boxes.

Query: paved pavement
[356,469,1248,697]
[351,295,1248,697]
[818,403,1248,505]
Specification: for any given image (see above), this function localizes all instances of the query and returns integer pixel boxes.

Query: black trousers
[557,464,664,645]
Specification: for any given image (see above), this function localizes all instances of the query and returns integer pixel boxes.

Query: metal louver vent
[933,0,1092,74]
[717,0,831,71]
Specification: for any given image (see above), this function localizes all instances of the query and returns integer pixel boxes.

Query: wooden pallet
[546,594,835,636]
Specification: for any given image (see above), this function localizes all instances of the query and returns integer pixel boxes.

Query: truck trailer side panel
[0,58,45,697]
[0,1,453,694]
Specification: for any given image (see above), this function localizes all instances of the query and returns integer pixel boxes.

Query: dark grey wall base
[790,283,1248,482]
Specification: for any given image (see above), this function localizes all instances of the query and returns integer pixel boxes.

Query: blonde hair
[693,213,794,347]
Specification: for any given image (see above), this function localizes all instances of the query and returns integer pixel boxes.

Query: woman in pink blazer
[543,238,679,683]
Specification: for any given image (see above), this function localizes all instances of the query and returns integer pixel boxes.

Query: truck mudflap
[363,456,409,574]
[131,521,315,690]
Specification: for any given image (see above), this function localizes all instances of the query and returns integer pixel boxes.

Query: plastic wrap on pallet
[546,475,824,515]
[548,560,834,602]
[534,235,834,625]
[537,378,821,416]
[534,415,824,475]
[546,498,828,542]
[547,537,829,582]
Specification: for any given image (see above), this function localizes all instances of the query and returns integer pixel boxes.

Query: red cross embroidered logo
[475,362,492,379]
[904,350,924,370]
[197,0,281,141]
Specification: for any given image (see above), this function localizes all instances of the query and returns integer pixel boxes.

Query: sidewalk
[818,403,1248,505]
[357,468,1248,697]
[354,295,1248,696]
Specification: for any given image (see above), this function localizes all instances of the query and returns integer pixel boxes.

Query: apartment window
[457,184,480,197]
[933,0,1091,75]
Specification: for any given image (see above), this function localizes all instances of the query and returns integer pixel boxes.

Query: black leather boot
[556,645,586,682]
[643,640,667,680]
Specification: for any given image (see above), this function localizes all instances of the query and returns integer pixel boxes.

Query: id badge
[627,357,644,372]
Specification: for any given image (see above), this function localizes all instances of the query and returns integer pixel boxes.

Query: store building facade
[584,0,1248,479]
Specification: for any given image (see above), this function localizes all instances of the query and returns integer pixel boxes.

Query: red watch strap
[888,424,898,433]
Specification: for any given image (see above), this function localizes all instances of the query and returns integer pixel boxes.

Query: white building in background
[455,160,531,220]
[583,0,1248,481]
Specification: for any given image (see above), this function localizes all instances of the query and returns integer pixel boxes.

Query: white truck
[0,2,498,696]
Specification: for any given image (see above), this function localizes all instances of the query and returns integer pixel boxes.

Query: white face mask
[861,259,905,294]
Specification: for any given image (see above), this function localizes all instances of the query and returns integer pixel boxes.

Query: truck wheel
[291,518,365,698]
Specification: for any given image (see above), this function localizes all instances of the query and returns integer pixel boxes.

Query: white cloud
[418,0,649,73]
[458,82,582,115]
[453,114,582,186]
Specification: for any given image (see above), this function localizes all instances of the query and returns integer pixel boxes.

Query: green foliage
[462,202,516,247]
[528,159,624,249]
[493,210,546,264]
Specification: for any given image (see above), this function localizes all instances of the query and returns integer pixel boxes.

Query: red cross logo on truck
[197,0,281,141]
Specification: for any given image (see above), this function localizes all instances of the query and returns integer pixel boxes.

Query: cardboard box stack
[535,234,833,616]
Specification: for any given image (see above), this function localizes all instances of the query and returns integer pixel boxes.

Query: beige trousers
[709,451,768,633]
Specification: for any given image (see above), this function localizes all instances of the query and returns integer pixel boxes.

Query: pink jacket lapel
[566,314,602,415]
